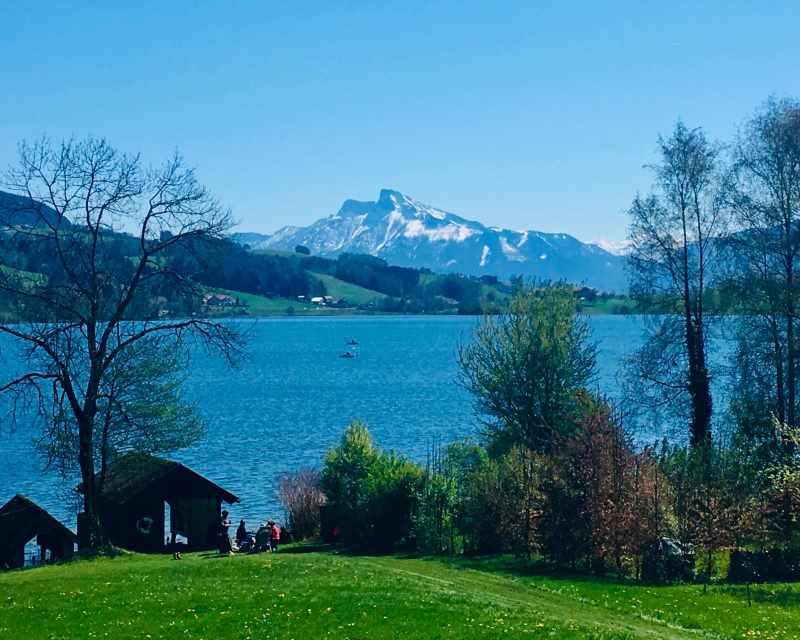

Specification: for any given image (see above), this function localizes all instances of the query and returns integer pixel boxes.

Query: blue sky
[1,2,797,243]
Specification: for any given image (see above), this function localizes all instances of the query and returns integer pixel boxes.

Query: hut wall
[103,495,165,552]
[171,496,219,549]
[0,546,24,570]
[38,531,76,561]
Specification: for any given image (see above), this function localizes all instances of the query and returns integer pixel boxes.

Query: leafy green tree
[458,285,596,454]
[38,337,204,492]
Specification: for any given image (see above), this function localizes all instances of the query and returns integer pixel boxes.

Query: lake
[0,315,650,527]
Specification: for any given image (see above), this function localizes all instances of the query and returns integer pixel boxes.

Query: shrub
[278,469,325,540]
[414,442,461,555]
[321,422,422,550]
[366,453,421,550]
[728,548,800,583]
[436,441,496,555]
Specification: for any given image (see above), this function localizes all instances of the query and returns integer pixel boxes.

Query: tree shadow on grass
[280,542,336,554]
[719,584,800,608]
[198,552,232,560]
[438,555,632,586]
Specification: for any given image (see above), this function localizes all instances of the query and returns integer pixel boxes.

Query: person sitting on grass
[254,522,271,553]
[236,520,248,546]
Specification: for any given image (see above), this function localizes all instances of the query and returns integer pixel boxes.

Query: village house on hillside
[80,454,239,553]
[202,293,238,307]
[310,295,345,307]
[0,495,77,570]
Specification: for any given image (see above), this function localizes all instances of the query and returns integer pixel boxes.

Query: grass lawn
[2,552,799,639]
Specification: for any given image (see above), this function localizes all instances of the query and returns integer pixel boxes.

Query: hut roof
[0,495,77,549]
[97,453,239,505]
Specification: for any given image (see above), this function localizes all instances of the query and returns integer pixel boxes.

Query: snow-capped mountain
[238,189,628,291]
[590,238,632,256]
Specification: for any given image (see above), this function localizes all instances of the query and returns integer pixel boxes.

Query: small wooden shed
[89,453,239,552]
[0,495,77,570]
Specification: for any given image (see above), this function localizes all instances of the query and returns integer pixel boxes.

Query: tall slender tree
[628,122,723,448]
[727,98,800,430]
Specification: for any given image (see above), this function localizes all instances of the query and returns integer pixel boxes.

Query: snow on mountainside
[236,189,628,291]
[590,238,632,256]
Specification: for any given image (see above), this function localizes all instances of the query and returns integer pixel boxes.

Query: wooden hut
[86,453,239,552]
[0,495,77,570]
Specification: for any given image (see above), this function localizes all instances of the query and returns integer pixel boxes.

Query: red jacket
[270,524,281,541]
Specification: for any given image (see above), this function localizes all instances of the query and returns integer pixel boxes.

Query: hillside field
[1,551,798,639]
[308,271,387,305]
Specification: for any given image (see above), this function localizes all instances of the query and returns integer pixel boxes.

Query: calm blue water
[0,315,647,528]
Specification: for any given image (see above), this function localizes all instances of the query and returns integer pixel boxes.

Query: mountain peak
[233,190,628,291]
[378,188,405,203]
[337,189,411,218]
[377,188,414,211]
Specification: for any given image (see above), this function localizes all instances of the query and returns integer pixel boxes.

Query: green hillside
[1,551,797,639]
[217,290,316,314]
[309,271,387,305]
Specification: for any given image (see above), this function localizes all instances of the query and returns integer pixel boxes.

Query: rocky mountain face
[235,189,628,291]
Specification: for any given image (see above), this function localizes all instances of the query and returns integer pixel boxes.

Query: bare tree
[628,122,724,448]
[277,469,326,540]
[37,336,205,491]
[0,137,241,548]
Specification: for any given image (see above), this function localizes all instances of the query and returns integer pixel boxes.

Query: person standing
[219,510,233,555]
[269,520,281,553]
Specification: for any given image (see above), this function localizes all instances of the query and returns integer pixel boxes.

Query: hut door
[165,502,174,546]
[164,501,187,546]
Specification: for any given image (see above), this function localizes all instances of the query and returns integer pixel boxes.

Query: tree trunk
[786,284,795,430]
[78,415,102,550]
[772,319,786,424]
[685,318,712,448]
[681,211,712,449]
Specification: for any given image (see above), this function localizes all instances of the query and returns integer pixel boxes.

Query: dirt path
[364,557,717,640]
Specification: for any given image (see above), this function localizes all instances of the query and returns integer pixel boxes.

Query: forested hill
[179,242,518,315]
[0,189,632,319]
[0,191,65,228]
[0,190,524,317]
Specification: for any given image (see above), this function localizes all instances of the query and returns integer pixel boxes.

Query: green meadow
[1,551,798,640]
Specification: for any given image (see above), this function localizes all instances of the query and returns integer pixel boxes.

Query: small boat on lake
[339,351,356,359]
[346,339,359,346]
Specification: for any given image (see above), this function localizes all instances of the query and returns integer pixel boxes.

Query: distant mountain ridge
[234,189,628,291]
